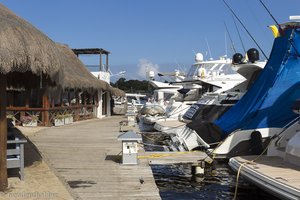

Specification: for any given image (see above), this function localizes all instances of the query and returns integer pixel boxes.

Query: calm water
[140,129,280,200]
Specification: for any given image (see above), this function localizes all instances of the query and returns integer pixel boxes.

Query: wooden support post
[42,91,50,126]
[106,54,109,72]
[60,90,63,107]
[83,92,86,119]
[102,92,107,115]
[51,96,54,108]
[25,91,30,108]
[0,74,8,190]
[100,53,102,71]
[7,92,13,108]
[75,90,80,121]
[68,89,71,106]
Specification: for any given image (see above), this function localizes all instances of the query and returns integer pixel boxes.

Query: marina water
[141,128,280,200]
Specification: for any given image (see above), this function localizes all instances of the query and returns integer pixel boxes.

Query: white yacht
[153,52,255,133]
[229,99,300,199]
[228,17,300,200]
[139,69,184,119]
[144,53,246,127]
[125,93,146,112]
[190,18,300,160]
[166,57,266,151]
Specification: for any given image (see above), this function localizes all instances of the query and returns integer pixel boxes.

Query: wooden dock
[30,116,161,200]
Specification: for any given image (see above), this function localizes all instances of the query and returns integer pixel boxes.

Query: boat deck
[30,116,161,200]
[155,120,186,128]
[229,155,300,200]
[154,120,186,132]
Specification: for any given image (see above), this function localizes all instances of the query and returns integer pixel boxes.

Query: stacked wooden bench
[7,133,27,180]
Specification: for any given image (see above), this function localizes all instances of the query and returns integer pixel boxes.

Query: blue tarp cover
[214,28,300,137]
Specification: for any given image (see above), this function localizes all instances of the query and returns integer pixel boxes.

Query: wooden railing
[6,105,97,126]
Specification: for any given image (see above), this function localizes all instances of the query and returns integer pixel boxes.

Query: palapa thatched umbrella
[0,3,63,189]
[109,86,125,97]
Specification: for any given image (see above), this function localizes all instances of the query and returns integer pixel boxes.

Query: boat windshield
[153,91,177,102]
[187,63,237,78]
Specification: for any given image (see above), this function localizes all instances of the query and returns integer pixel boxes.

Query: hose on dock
[138,150,201,159]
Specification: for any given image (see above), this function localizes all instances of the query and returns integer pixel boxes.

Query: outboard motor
[232,53,243,64]
[247,48,260,63]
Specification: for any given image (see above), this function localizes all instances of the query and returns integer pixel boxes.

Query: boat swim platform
[30,116,161,200]
[230,155,300,200]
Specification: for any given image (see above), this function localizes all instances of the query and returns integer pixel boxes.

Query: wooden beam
[7,91,13,108]
[100,53,102,71]
[60,90,63,107]
[106,54,109,72]
[25,91,30,108]
[42,91,50,126]
[75,90,80,121]
[0,74,8,190]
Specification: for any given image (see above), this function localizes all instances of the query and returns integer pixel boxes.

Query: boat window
[164,93,175,101]
[187,63,237,78]
[126,96,137,103]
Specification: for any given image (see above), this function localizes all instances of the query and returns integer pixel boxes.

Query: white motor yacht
[229,99,300,199]
[228,17,300,200]
[124,93,146,113]
[153,52,259,134]
[139,69,184,121]
[191,18,300,159]
[144,53,246,127]
[166,57,266,151]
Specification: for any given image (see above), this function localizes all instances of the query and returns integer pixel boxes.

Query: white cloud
[137,58,160,79]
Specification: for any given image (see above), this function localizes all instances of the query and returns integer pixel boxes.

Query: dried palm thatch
[56,44,110,91]
[0,3,62,78]
[109,86,125,97]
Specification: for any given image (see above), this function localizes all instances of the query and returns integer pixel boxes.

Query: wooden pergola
[72,48,111,72]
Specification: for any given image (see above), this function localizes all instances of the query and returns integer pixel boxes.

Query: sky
[2,0,299,82]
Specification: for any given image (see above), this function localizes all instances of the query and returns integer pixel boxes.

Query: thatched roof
[56,44,109,91]
[0,3,62,78]
[109,86,125,97]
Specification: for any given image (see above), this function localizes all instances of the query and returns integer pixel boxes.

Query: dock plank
[30,117,161,200]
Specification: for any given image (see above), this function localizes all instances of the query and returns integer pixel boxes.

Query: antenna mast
[205,38,213,60]
[232,15,246,54]
[224,21,237,55]
[221,0,268,59]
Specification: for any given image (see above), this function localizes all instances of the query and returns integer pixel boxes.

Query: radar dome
[247,48,259,63]
[232,53,244,64]
[195,53,204,62]
[148,70,155,79]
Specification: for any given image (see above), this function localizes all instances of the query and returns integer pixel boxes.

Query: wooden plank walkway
[30,116,161,200]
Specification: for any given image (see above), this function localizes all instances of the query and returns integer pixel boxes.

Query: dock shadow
[67,180,96,188]
[105,155,121,164]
